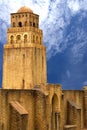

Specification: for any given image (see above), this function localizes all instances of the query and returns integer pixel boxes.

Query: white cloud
[67,0,80,13]
[0,0,87,59]
[0,0,50,24]
[67,0,87,13]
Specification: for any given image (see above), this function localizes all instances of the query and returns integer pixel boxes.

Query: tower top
[17,6,33,13]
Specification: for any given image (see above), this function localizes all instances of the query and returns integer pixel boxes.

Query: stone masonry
[0,6,87,130]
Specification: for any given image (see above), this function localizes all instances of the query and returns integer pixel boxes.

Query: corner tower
[2,6,47,89]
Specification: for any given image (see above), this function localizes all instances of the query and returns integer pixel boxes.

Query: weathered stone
[0,6,86,130]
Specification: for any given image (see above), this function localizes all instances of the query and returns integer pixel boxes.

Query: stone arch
[52,94,58,112]
[51,94,60,130]
[24,34,27,43]
[18,21,22,27]
[10,35,14,44]
[36,36,38,42]
[16,35,21,43]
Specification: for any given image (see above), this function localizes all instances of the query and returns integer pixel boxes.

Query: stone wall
[2,44,47,89]
[62,90,84,130]
[0,89,47,130]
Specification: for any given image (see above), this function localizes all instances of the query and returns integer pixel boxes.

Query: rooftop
[17,6,33,13]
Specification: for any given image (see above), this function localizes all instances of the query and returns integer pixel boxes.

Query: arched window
[36,36,38,42]
[33,22,35,27]
[10,35,14,44]
[18,22,22,27]
[24,35,27,43]
[17,35,21,40]
[16,35,21,43]
[13,22,15,27]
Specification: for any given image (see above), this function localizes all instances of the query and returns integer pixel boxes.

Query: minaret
[2,6,47,89]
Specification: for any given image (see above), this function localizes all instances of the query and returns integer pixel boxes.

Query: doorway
[51,94,60,130]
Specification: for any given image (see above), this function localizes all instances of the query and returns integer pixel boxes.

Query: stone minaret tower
[2,6,47,89]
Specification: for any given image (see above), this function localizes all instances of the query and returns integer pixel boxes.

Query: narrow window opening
[23,54,25,59]
[24,35,27,43]
[18,22,22,27]
[33,22,35,27]
[10,36,14,44]
[36,36,38,42]
[16,35,21,43]
[23,54,25,89]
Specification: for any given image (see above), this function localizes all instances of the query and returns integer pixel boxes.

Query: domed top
[17,6,33,13]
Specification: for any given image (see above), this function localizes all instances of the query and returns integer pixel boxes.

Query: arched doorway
[51,94,60,130]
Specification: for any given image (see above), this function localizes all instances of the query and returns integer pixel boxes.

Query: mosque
[0,6,87,130]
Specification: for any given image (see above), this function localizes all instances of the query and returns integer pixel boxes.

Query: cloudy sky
[0,0,87,89]
[0,0,87,54]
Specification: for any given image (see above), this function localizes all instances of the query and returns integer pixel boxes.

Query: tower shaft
[2,7,47,89]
